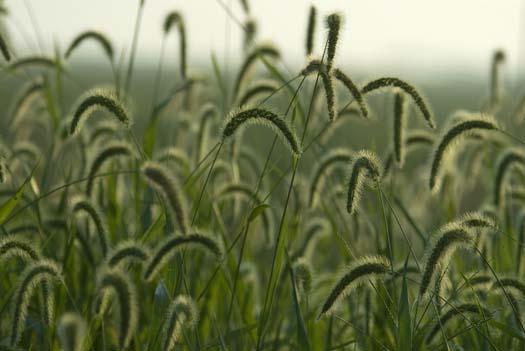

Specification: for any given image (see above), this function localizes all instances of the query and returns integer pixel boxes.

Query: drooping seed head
[106,240,150,268]
[57,312,87,351]
[8,77,44,128]
[86,141,136,196]
[429,114,498,191]
[7,55,58,72]
[215,182,273,243]
[0,234,40,262]
[318,255,390,318]
[383,130,434,176]
[70,195,109,258]
[89,120,119,144]
[292,217,330,261]
[155,147,190,171]
[300,57,324,77]
[10,141,41,164]
[69,88,131,135]
[493,147,525,208]
[362,77,435,129]
[237,79,279,106]
[162,295,199,351]
[346,150,382,215]
[300,58,338,121]
[309,148,352,207]
[195,103,218,162]
[96,268,138,349]
[222,107,301,155]
[141,161,188,234]
[233,43,280,100]
[333,68,368,118]
[419,224,474,297]
[65,30,114,62]
[293,257,313,297]
[163,11,187,78]
[462,273,493,293]
[143,232,222,282]
[454,211,498,231]
[10,259,62,346]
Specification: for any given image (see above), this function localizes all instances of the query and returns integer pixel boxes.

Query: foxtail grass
[143,232,221,282]
[57,312,87,351]
[419,224,474,296]
[96,268,138,349]
[346,150,382,214]
[10,259,61,346]
[429,115,498,191]
[164,11,187,79]
[318,255,389,317]
[141,161,188,234]
[65,30,114,62]
[362,77,435,129]
[222,106,301,155]
[69,88,130,135]
[305,6,317,56]
[162,295,199,351]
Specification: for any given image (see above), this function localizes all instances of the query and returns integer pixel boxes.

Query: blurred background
[7,1,524,73]
[3,0,525,121]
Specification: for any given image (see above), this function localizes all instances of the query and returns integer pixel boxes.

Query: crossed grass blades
[1,1,525,350]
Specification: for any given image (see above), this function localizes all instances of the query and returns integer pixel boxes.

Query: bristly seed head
[141,161,188,235]
[69,88,131,135]
[346,150,382,215]
[429,114,498,191]
[419,224,474,297]
[318,255,389,318]
[324,12,343,72]
[305,6,317,56]
[222,107,301,156]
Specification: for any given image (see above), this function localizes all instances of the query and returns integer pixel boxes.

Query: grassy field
[1,2,525,351]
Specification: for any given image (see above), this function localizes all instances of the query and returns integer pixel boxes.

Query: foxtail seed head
[141,161,188,234]
[429,115,498,191]
[419,224,474,297]
[162,295,199,351]
[65,30,114,62]
[69,88,130,135]
[163,11,187,79]
[362,77,435,129]
[305,6,317,56]
[346,150,382,215]
[493,147,525,208]
[318,255,389,318]
[324,13,343,71]
[143,233,221,282]
[222,107,301,155]
[10,260,62,346]
[57,312,87,351]
[96,269,138,349]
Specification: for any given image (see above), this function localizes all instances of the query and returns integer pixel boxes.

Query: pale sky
[5,0,525,77]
